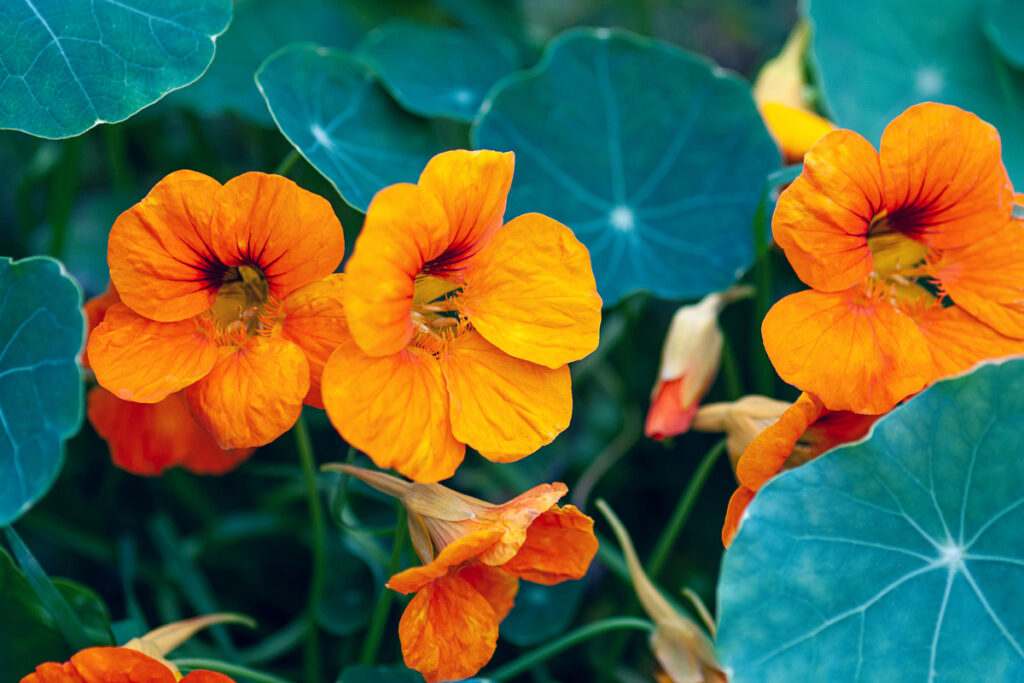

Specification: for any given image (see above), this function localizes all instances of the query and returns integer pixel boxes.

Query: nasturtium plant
[985,0,1024,69]
[718,358,1024,682]
[500,577,586,647]
[256,43,445,211]
[338,665,425,683]
[0,0,231,138]
[0,257,83,526]
[473,28,780,305]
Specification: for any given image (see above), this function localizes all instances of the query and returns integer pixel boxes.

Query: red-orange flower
[322,150,601,482]
[766,102,1024,414]
[330,465,598,682]
[22,647,235,682]
[87,171,347,448]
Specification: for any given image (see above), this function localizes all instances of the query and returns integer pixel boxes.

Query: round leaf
[985,0,1024,69]
[473,28,780,305]
[718,358,1024,681]
[500,578,585,647]
[0,0,231,138]
[0,256,83,525]
[256,43,444,212]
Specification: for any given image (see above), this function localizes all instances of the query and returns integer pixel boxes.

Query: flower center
[210,265,270,336]
[410,275,466,351]
[865,212,936,309]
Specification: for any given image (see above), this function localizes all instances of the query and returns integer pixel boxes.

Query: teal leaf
[985,0,1024,69]
[359,21,518,123]
[337,664,425,683]
[472,28,780,305]
[500,578,585,647]
[257,44,444,212]
[717,358,1024,681]
[0,0,231,138]
[806,0,1024,183]
[0,257,83,525]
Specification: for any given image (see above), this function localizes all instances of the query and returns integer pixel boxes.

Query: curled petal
[82,285,120,369]
[735,393,824,491]
[722,486,756,547]
[388,529,504,595]
[473,482,567,566]
[72,647,178,681]
[501,505,598,585]
[459,564,519,622]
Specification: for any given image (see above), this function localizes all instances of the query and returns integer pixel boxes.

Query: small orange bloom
[330,465,597,682]
[322,150,601,482]
[87,171,347,448]
[765,103,1024,414]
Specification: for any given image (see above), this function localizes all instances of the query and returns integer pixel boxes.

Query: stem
[274,149,301,176]
[104,125,131,190]
[172,659,294,683]
[646,439,727,581]
[47,137,83,259]
[720,335,744,400]
[294,413,325,683]
[359,504,407,665]
[486,617,655,681]
[750,192,775,396]
[328,446,358,525]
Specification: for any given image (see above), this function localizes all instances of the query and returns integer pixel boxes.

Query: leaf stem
[750,192,775,395]
[359,504,407,665]
[294,413,325,683]
[274,149,301,177]
[172,659,294,683]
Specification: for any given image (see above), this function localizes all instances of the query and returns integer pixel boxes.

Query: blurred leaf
[718,358,1024,681]
[501,578,586,647]
[316,529,375,636]
[257,44,444,211]
[0,256,83,525]
[806,0,1024,183]
[359,20,518,122]
[53,579,115,646]
[337,664,425,682]
[0,0,231,138]
[985,0,1024,69]
[474,28,779,305]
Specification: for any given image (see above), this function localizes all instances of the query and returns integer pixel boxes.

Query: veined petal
[772,129,882,291]
[321,335,464,483]
[462,212,601,368]
[344,183,451,356]
[760,102,835,163]
[70,647,178,681]
[762,288,932,414]
[501,505,597,585]
[735,392,823,491]
[107,170,221,322]
[474,482,567,566]
[88,303,217,403]
[913,305,1024,377]
[398,572,499,683]
[82,285,120,370]
[185,337,309,449]
[388,529,503,595]
[442,330,571,461]
[181,673,236,682]
[273,274,348,409]
[459,564,519,622]
[722,486,756,547]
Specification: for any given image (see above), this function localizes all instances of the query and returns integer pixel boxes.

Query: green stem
[329,445,358,525]
[104,125,131,190]
[646,439,727,580]
[47,137,83,260]
[486,617,655,681]
[750,193,775,395]
[274,149,301,177]
[359,504,407,665]
[720,335,744,400]
[172,659,294,683]
[294,413,325,683]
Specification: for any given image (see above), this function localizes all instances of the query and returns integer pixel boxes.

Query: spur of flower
[765,102,1024,414]
[87,171,348,449]
[328,464,598,682]
[322,150,602,482]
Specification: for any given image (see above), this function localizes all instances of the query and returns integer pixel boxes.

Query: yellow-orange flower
[765,102,1024,414]
[87,171,348,449]
[322,150,601,482]
[330,465,597,682]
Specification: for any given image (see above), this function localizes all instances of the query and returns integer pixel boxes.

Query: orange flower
[87,171,347,448]
[765,102,1024,414]
[329,464,598,682]
[21,648,235,682]
[322,150,601,482]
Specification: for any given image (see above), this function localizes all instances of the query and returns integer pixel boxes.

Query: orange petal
[501,505,598,585]
[760,102,836,163]
[70,647,178,682]
[913,305,1024,377]
[418,149,515,266]
[879,103,1013,249]
[475,482,568,566]
[772,129,882,291]
[645,377,699,440]
[722,486,756,547]
[185,337,309,449]
[82,285,120,370]
[344,183,451,356]
[462,212,601,368]
[107,170,222,322]
[459,564,519,622]
[761,288,932,414]
[388,529,504,595]
[735,392,824,491]
[273,274,348,409]
[88,303,218,403]
[442,330,571,461]
[399,572,500,683]
[321,335,464,483]
[181,673,236,683]
[20,663,83,683]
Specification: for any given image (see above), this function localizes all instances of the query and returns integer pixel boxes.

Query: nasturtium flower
[692,395,793,468]
[329,464,598,682]
[322,150,601,482]
[765,102,1024,414]
[87,171,347,448]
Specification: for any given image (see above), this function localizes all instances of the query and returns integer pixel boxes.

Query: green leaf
[0,0,231,139]
[985,0,1024,69]
[0,256,83,525]
[806,0,1024,183]
[256,44,444,212]
[315,530,375,636]
[717,358,1024,681]
[337,664,425,683]
[472,28,779,305]
[54,579,115,647]
[359,21,518,123]
[500,579,585,647]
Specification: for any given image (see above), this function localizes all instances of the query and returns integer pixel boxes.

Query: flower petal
[442,330,571,461]
[88,303,218,403]
[645,376,700,441]
[185,336,309,449]
[735,392,823,491]
[70,647,178,682]
[321,335,464,483]
[181,673,237,683]
[762,288,932,414]
[501,505,598,585]
[760,102,835,163]
[107,170,222,322]
[475,482,568,566]
[82,284,120,370]
[388,529,504,595]
[913,305,1024,377]
[722,486,756,547]
[398,572,499,683]
[459,564,519,622]
[462,212,601,368]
